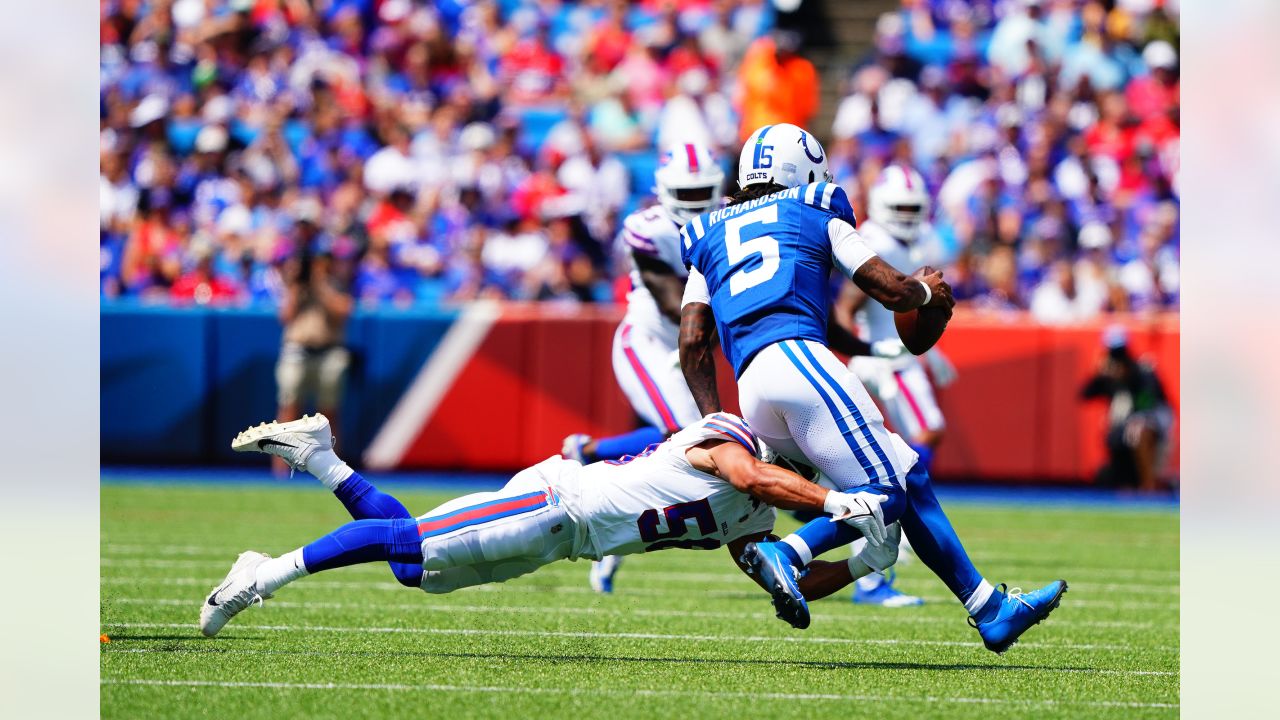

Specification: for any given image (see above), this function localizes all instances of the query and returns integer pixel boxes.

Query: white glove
[824,490,889,549]
[856,521,902,571]
[924,349,958,388]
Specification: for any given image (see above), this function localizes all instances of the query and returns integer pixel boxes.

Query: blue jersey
[681,182,858,377]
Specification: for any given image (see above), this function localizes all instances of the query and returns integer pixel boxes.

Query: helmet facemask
[655,142,725,224]
[868,165,930,242]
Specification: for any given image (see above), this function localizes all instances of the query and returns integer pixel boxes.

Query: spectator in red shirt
[1126,40,1179,120]
[585,5,631,74]
[1084,92,1138,163]
[501,24,566,106]
[170,240,243,306]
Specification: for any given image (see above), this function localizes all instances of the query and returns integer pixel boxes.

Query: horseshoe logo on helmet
[797,130,824,165]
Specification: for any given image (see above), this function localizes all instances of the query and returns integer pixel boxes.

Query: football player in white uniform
[835,164,958,607]
[200,413,893,637]
[561,142,725,592]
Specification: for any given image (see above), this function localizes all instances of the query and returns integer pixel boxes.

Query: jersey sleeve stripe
[680,225,692,250]
[709,412,756,444]
[821,182,837,209]
[705,420,757,455]
[690,214,705,239]
[804,183,820,205]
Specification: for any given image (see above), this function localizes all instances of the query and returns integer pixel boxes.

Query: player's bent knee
[391,563,424,588]
[418,570,457,594]
[877,483,908,526]
[419,568,473,594]
[904,463,933,493]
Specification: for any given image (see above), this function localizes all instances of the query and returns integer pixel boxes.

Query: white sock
[963,578,996,616]
[780,534,813,566]
[305,448,354,491]
[255,548,309,596]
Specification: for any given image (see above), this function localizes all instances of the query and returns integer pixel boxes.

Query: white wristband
[918,280,932,307]
[823,491,844,516]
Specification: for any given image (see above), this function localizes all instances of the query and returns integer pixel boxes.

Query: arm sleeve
[828,218,877,279]
[682,266,711,307]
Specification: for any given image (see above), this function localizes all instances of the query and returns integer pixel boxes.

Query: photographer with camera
[1080,326,1173,491]
[274,199,354,474]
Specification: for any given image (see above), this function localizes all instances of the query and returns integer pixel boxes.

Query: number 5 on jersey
[725,205,780,296]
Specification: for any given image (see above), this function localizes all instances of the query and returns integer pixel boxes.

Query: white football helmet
[654,141,726,224]
[737,123,833,189]
[868,164,930,242]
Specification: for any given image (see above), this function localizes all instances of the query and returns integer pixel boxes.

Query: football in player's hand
[895,305,951,355]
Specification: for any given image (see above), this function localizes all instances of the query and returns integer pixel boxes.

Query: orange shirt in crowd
[737,37,819,142]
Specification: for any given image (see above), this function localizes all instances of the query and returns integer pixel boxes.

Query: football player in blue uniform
[678,123,1066,652]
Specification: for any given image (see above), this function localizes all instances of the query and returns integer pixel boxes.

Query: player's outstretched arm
[853,256,953,312]
[693,440,830,511]
[830,219,951,312]
[692,439,893,548]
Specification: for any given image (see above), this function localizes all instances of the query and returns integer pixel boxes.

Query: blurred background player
[560,141,724,592]
[835,164,956,607]
[1080,326,1173,491]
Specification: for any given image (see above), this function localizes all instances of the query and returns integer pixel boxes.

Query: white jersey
[570,413,777,558]
[854,220,930,344]
[619,204,689,346]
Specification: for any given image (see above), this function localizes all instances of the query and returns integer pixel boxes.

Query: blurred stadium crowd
[100,0,1179,321]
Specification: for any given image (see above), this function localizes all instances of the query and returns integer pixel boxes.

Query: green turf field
[101,482,1178,719]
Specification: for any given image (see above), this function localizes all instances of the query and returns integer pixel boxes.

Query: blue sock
[589,426,667,462]
[911,443,935,474]
[898,463,985,605]
[329,474,421,587]
[301,518,424,587]
[788,483,907,561]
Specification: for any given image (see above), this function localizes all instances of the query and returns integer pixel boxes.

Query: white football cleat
[231,414,332,471]
[200,551,272,637]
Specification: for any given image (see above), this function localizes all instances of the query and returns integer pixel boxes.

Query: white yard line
[101,647,1177,677]
[101,678,1178,709]
[108,597,1173,633]
[102,622,1178,654]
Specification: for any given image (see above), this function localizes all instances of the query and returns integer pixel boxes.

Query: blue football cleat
[741,541,810,629]
[852,571,924,607]
[970,580,1068,654]
[588,555,623,594]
